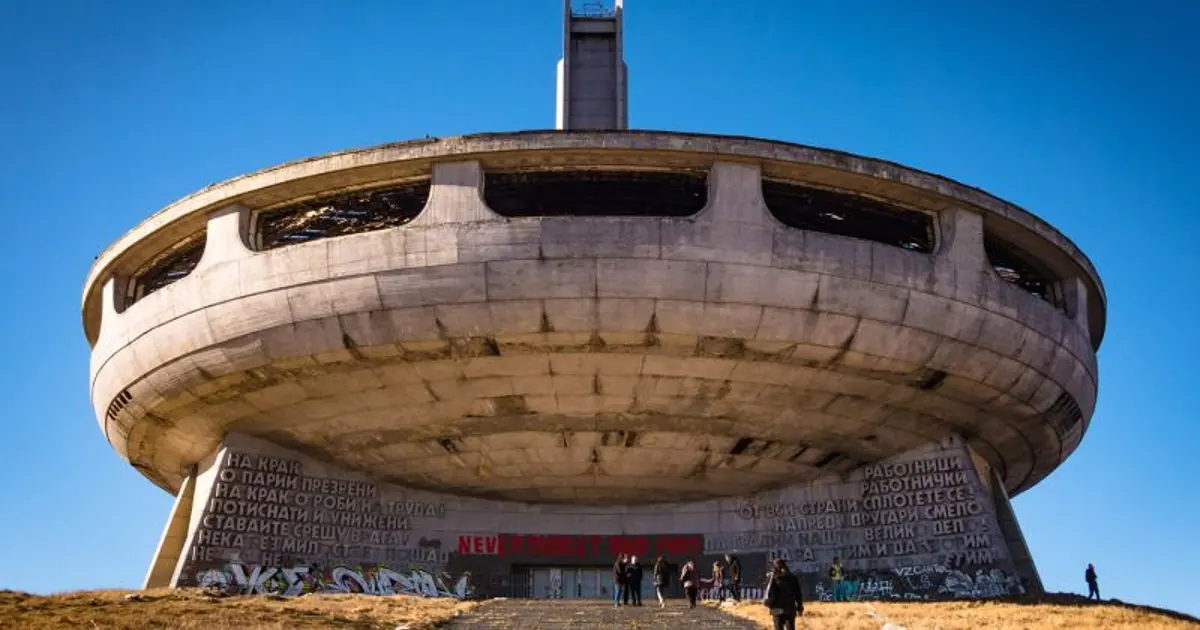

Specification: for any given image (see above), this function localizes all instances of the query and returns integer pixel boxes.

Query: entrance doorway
[521,566,646,599]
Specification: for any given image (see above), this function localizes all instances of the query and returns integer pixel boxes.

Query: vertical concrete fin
[937,207,986,270]
[988,468,1045,594]
[410,161,499,226]
[168,445,229,587]
[197,203,253,269]
[143,473,197,589]
[1063,276,1092,345]
[697,162,771,225]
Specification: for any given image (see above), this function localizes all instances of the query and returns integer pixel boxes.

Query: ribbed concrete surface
[83,140,1104,502]
[445,600,759,630]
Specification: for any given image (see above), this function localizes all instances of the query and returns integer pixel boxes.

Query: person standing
[652,556,669,608]
[725,553,742,602]
[627,555,645,606]
[681,560,700,609]
[763,558,805,630]
[828,556,845,602]
[613,554,628,608]
[1085,563,1100,601]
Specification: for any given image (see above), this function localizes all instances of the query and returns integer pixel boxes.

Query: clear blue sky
[1,0,1197,616]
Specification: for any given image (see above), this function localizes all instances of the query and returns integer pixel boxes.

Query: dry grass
[715,593,1200,629]
[0,588,475,630]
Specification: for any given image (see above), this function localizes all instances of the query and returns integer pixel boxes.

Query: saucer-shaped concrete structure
[83,1,1102,601]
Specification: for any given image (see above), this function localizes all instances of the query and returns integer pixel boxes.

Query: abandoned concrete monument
[82,0,1104,603]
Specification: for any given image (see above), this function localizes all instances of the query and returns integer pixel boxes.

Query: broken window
[128,232,206,305]
[483,169,707,217]
[762,180,935,253]
[254,179,431,250]
[984,232,1063,308]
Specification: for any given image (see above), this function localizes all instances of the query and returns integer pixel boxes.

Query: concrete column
[196,203,252,269]
[101,273,130,319]
[1062,276,1092,345]
[936,207,987,270]
[143,472,197,589]
[410,161,499,225]
[697,161,772,225]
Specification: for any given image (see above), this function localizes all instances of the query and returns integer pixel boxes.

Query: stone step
[444,599,761,629]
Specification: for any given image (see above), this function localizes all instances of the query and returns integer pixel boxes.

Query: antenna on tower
[556,0,627,130]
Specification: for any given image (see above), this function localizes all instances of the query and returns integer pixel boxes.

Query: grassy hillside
[0,588,474,630]
[718,593,1200,629]
[1,588,1196,630]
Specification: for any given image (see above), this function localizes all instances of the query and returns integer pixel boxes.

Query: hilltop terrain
[1,589,1196,630]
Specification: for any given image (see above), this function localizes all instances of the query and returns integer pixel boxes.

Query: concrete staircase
[444,599,761,629]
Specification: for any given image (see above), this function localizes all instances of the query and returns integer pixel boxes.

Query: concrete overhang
[81,130,1107,349]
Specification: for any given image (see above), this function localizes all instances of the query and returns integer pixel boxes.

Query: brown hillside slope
[1,589,1196,630]
[718,593,1200,630]
[0,588,474,630]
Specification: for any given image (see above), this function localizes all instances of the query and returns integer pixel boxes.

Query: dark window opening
[729,437,754,455]
[129,232,206,305]
[984,232,1062,307]
[484,169,707,217]
[255,179,431,250]
[1045,392,1083,435]
[813,451,846,468]
[105,389,133,422]
[762,180,935,253]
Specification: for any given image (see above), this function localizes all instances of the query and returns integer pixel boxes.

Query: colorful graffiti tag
[811,566,1025,602]
[196,563,473,598]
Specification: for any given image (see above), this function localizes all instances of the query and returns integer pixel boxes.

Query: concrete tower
[556,0,628,130]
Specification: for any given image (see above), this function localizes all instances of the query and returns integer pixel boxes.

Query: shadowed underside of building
[81,0,1103,604]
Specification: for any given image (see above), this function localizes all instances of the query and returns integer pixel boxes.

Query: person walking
[627,555,645,606]
[1085,563,1100,601]
[680,560,700,609]
[652,556,669,608]
[712,560,726,601]
[828,556,845,602]
[725,553,742,602]
[612,554,628,608]
[763,558,805,630]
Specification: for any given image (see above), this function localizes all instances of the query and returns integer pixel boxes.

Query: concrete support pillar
[697,161,772,225]
[936,207,987,270]
[101,273,129,319]
[143,472,197,589]
[1062,276,1092,345]
[411,161,498,225]
[197,204,252,268]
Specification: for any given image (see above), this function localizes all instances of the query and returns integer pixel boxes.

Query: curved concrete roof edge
[81,129,1107,342]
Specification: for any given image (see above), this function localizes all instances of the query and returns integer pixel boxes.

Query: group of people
[610,554,745,609]
[608,552,805,630]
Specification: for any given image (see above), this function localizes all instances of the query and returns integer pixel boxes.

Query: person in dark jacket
[612,554,628,607]
[725,553,742,602]
[680,560,700,609]
[1085,563,1100,600]
[763,558,804,630]
[626,555,645,606]
[652,556,669,608]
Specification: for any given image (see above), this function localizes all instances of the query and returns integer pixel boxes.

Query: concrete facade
[173,433,1034,601]
[81,131,1105,600]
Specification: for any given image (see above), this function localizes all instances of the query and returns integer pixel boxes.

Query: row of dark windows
[125,170,1058,308]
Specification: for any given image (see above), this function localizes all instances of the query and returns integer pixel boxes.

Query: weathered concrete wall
[175,433,1035,601]
[88,159,1098,504]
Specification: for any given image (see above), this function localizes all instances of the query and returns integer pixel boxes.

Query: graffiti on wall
[196,563,474,598]
[809,565,1024,602]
